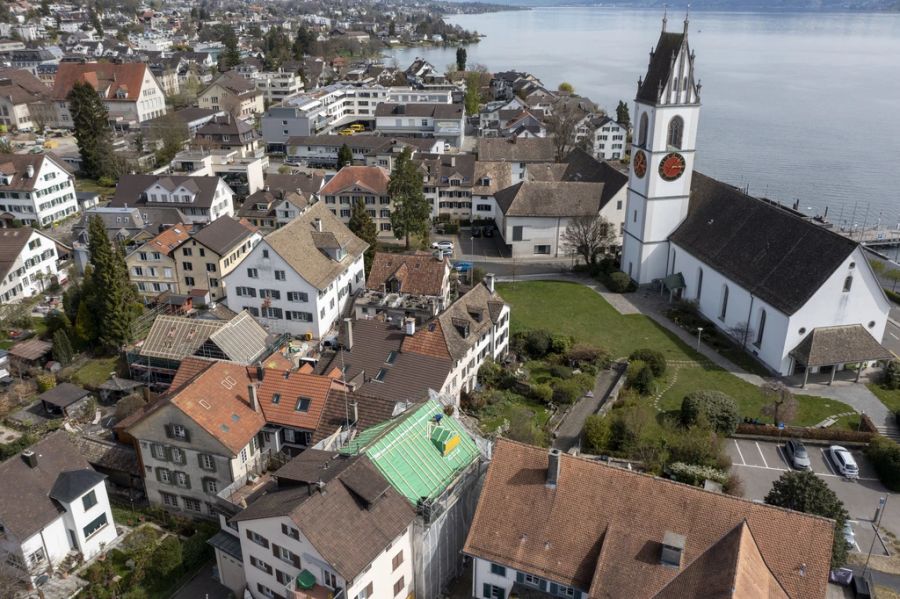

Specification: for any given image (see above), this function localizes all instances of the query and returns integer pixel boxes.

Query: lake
[386,9,900,232]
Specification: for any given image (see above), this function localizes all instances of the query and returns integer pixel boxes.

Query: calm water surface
[387,9,900,230]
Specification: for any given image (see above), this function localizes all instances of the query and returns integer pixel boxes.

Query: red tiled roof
[52,62,149,101]
[256,369,333,430]
[146,223,189,256]
[366,251,448,297]
[401,319,450,359]
[320,165,389,196]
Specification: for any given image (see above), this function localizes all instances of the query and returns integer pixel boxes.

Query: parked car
[829,568,854,586]
[432,240,454,252]
[338,128,355,136]
[842,521,856,549]
[349,124,365,132]
[784,439,811,470]
[472,227,481,238]
[483,226,494,238]
[829,445,859,479]
[453,261,473,273]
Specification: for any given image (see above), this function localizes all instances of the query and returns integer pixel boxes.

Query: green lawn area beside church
[496,280,854,428]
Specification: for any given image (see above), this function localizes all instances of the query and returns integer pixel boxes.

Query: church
[621,17,891,378]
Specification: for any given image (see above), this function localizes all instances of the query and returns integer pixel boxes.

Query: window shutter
[539,579,547,592]
[182,428,191,443]
[164,424,174,439]
[291,553,300,569]
[246,529,252,540]
[197,453,205,470]
[483,584,491,599]
[272,543,279,557]
[164,446,174,462]
[516,572,524,584]
[281,524,288,536]
[549,583,558,595]
[182,473,191,489]
[154,467,163,482]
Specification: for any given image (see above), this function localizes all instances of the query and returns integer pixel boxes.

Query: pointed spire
[684,4,690,34]
[662,5,668,32]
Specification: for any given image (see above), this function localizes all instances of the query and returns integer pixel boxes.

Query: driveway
[728,438,896,545]
[552,366,621,452]
[170,562,231,599]
[458,227,507,260]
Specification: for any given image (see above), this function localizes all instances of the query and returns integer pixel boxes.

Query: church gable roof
[670,173,857,315]
[638,31,686,103]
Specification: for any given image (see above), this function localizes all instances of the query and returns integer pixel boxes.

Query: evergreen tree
[74,299,96,347]
[292,25,315,60]
[388,148,430,249]
[222,26,241,69]
[52,329,74,366]
[464,72,480,116]
[89,7,103,37]
[348,198,378,275]
[337,144,353,169]
[616,100,631,127]
[389,21,396,37]
[86,216,140,353]
[456,47,467,72]
[69,81,119,180]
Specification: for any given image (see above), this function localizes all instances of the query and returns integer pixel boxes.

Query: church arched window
[843,276,853,292]
[755,309,767,347]
[667,116,684,149]
[696,268,703,300]
[719,285,729,320]
[638,112,648,147]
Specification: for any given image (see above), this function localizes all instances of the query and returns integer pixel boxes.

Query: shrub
[626,360,654,395]
[478,359,503,388]
[665,425,723,469]
[583,414,612,454]
[505,406,546,446]
[549,334,573,356]
[150,536,183,578]
[36,374,56,393]
[735,423,873,443]
[866,436,900,491]
[884,360,900,390]
[723,473,745,497]
[629,349,667,378]
[680,390,740,435]
[667,462,729,487]
[859,413,879,434]
[567,343,610,368]
[606,271,632,293]
[551,378,583,405]
[530,383,553,405]
[461,391,485,412]
[524,329,553,358]
[548,364,573,379]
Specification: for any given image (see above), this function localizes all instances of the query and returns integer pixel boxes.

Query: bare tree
[562,214,617,266]
[546,98,583,162]
[760,381,799,426]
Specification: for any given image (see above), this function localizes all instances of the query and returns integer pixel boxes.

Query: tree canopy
[348,198,378,276]
[561,214,616,266]
[69,81,120,181]
[388,148,430,249]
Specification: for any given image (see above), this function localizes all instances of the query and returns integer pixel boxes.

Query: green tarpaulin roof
[662,272,686,290]
[340,400,479,503]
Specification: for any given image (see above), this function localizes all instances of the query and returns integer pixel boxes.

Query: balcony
[284,571,344,599]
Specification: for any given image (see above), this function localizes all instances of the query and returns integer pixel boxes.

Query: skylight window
[374,368,387,382]
[295,397,311,412]
[272,393,281,404]
[385,351,397,365]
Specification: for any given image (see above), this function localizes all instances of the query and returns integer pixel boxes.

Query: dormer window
[295,397,311,412]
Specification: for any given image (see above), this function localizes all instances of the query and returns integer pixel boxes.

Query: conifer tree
[337,144,353,169]
[348,198,378,275]
[52,329,74,365]
[222,26,241,69]
[388,148,430,250]
[68,81,119,180]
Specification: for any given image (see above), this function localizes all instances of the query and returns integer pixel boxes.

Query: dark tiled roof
[463,439,834,599]
[563,148,628,208]
[0,431,97,539]
[192,216,257,256]
[637,31,686,104]
[38,382,90,408]
[0,154,65,192]
[232,453,415,581]
[670,173,858,315]
[311,388,407,445]
[109,174,224,210]
[437,282,507,362]
[49,469,106,503]
[263,172,324,196]
[374,103,463,119]
[0,227,38,281]
[477,137,556,163]
[495,181,603,218]
[790,325,892,368]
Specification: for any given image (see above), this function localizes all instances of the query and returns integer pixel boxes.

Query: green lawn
[867,383,900,414]
[497,281,854,427]
[69,356,119,388]
[75,178,116,197]
[478,392,551,435]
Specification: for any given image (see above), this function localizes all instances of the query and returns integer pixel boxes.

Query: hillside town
[0,2,899,599]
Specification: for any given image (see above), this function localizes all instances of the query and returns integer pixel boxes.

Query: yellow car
[349,124,365,132]
[338,128,355,136]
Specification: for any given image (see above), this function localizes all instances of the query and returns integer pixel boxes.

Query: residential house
[129,311,271,390]
[126,224,191,298]
[285,135,441,170]
[341,399,485,599]
[142,107,224,138]
[470,161,513,220]
[223,202,367,339]
[72,205,187,249]
[464,439,835,599]
[319,165,392,235]
[5,48,58,75]
[478,98,526,136]
[374,103,465,147]
[255,66,304,104]
[194,115,263,159]
[219,449,416,599]
[176,216,261,301]
[477,137,557,181]
[0,431,118,588]
[108,174,235,224]
[127,358,267,518]
[198,71,265,120]
[0,67,53,132]
[50,62,166,129]
[356,251,452,320]
[237,171,323,231]
[418,153,476,220]
[0,227,59,303]
[588,116,629,160]
[0,153,78,227]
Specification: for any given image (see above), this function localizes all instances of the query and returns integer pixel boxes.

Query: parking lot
[728,438,892,555]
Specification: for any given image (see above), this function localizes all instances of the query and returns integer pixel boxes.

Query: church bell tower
[621,14,701,285]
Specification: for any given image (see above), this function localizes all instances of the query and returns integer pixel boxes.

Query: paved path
[170,562,231,599]
[553,367,619,452]
[498,273,900,437]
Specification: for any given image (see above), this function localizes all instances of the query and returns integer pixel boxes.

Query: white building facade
[0,154,78,226]
[0,228,59,303]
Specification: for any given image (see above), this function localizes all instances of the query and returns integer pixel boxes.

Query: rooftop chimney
[546,448,560,488]
[404,317,415,336]
[25,164,34,179]
[314,217,323,232]
[660,531,686,568]
[22,449,37,469]
[351,400,359,425]
[344,317,353,350]
[484,273,495,293]
[247,384,259,412]
[450,156,455,167]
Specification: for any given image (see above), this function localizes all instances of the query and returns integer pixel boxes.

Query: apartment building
[319,165,392,235]
[0,67,53,132]
[198,72,265,120]
[0,227,59,303]
[108,174,235,224]
[0,153,78,227]
[126,224,190,298]
[374,103,466,147]
[175,216,261,301]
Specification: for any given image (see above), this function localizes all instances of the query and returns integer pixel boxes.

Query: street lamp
[696,327,703,351]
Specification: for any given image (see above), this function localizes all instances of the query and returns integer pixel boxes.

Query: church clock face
[633,150,647,178]
[659,152,686,181]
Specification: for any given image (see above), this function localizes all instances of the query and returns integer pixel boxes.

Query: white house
[588,116,628,160]
[50,62,167,129]
[374,103,465,147]
[0,227,59,303]
[0,431,118,588]
[108,174,235,224]
[224,202,367,339]
[621,21,891,376]
[221,449,416,599]
[0,153,78,227]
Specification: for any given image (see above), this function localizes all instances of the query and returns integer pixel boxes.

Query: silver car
[785,439,811,470]
[829,445,859,479]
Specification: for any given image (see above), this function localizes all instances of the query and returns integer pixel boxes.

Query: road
[728,438,895,555]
